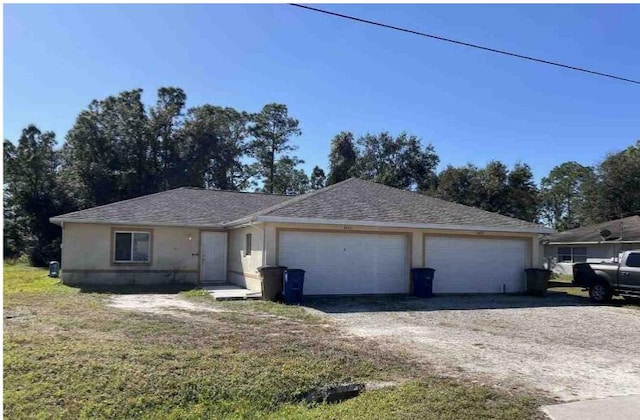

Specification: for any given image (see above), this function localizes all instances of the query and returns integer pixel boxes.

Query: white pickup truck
[572,250,640,303]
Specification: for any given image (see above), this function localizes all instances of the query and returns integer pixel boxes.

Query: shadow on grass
[548,280,581,289]
[77,282,200,295]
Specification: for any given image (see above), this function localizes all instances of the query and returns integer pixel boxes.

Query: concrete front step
[202,284,262,301]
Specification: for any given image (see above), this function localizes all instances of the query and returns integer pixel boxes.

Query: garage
[278,231,409,295]
[424,236,528,293]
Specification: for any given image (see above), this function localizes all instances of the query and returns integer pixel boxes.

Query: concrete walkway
[542,395,640,420]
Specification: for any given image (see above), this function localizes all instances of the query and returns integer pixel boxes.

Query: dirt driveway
[305,294,640,402]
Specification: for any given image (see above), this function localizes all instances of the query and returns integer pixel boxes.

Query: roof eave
[49,217,224,229]
[545,240,640,245]
[246,216,553,234]
[222,215,256,228]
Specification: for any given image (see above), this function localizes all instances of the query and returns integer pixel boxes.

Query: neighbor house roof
[50,188,291,227]
[543,215,640,244]
[227,178,551,233]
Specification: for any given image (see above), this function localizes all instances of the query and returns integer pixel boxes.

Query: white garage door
[424,236,528,293]
[278,231,409,295]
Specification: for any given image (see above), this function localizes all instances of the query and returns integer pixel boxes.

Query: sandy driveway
[108,294,225,317]
[306,294,640,402]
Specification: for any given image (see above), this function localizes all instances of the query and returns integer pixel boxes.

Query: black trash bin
[525,268,551,296]
[411,268,436,298]
[283,269,305,305]
[258,265,288,301]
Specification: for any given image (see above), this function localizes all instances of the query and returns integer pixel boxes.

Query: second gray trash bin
[525,268,551,296]
[258,265,288,301]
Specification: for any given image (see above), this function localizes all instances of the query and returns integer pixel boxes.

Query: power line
[289,4,640,86]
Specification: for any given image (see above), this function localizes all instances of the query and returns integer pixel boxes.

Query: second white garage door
[424,236,528,293]
[278,231,409,295]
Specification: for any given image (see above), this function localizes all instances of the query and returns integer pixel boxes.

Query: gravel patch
[306,294,640,402]
[108,294,226,317]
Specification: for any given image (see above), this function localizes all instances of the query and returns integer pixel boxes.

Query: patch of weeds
[77,282,198,295]
[269,380,542,420]
[179,288,216,303]
[219,300,324,323]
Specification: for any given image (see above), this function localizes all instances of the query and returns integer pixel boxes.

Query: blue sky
[4,4,639,183]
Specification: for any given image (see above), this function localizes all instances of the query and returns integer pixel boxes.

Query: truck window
[626,253,640,268]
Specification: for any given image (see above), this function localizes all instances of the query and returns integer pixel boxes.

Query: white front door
[278,231,409,295]
[424,236,528,293]
[200,231,227,282]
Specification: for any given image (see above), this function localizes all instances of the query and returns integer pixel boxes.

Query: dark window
[573,255,588,263]
[572,247,588,263]
[626,253,640,268]
[246,233,252,256]
[114,231,150,262]
[132,233,150,262]
[557,246,587,263]
[115,232,132,261]
[557,247,572,262]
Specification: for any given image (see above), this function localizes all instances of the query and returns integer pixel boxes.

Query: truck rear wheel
[589,282,612,303]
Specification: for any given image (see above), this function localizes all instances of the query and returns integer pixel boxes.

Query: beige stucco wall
[61,222,199,285]
[62,219,542,290]
[227,225,265,291]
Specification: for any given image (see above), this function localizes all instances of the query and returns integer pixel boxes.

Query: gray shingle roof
[236,178,548,231]
[544,216,640,243]
[51,187,291,227]
[52,178,550,232]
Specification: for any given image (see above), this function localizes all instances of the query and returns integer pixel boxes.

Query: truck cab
[572,250,640,303]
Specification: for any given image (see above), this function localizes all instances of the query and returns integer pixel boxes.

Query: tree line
[4,86,639,265]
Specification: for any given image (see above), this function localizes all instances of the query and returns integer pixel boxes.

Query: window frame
[557,246,587,263]
[111,228,152,265]
[245,233,252,256]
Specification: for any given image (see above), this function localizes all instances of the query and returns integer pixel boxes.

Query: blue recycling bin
[411,268,435,298]
[283,269,305,305]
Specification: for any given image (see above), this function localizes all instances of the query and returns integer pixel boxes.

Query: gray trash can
[258,265,288,301]
[525,268,551,296]
[49,261,60,278]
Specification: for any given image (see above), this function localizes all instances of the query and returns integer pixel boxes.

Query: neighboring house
[542,216,640,275]
[50,178,552,295]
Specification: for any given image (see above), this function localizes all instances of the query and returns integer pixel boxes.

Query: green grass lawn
[3,264,546,419]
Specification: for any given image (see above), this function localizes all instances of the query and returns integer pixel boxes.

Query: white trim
[244,216,553,234]
[545,241,640,245]
[223,217,254,227]
[52,215,553,234]
[50,218,222,229]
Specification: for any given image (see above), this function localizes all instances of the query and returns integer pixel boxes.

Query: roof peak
[223,176,547,231]
[180,186,293,197]
[231,177,359,222]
